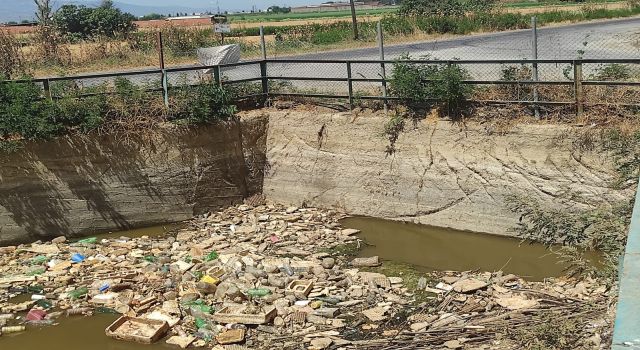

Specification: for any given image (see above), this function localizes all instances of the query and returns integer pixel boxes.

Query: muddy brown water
[342,216,591,281]
[0,224,182,350]
[1,218,586,348]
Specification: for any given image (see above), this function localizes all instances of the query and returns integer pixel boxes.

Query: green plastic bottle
[27,268,45,276]
[36,299,52,309]
[28,285,44,293]
[69,287,88,299]
[96,306,119,314]
[195,318,208,329]
[246,288,271,297]
[30,255,48,265]
[77,237,97,244]
[205,251,218,262]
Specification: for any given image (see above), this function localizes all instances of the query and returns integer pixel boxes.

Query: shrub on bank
[0,78,237,149]
[389,54,474,119]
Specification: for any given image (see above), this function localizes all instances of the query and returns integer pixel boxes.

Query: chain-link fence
[11,57,640,116]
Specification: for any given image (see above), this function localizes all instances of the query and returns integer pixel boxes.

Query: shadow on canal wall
[0,115,268,245]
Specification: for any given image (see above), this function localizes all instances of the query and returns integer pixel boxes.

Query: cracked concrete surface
[262,110,630,236]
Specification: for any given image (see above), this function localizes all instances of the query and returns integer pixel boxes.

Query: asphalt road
[73,17,640,92]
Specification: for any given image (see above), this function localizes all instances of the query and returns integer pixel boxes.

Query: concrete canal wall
[262,110,630,236]
[0,108,631,244]
[0,115,268,245]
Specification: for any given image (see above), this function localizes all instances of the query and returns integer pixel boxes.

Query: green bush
[390,55,474,119]
[0,81,60,141]
[0,77,238,148]
[171,82,237,124]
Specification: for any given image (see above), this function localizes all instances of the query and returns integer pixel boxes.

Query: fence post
[213,65,222,87]
[531,16,540,119]
[260,61,269,97]
[161,70,169,108]
[43,79,52,100]
[347,61,354,110]
[574,60,584,116]
[260,26,267,60]
[377,21,388,114]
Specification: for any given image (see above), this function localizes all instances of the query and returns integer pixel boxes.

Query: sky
[0,0,325,22]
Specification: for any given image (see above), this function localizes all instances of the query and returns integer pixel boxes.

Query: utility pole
[349,0,358,40]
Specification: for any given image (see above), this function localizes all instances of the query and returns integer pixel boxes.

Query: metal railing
[4,58,640,115]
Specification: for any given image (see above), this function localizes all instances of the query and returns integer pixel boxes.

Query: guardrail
[3,58,640,115]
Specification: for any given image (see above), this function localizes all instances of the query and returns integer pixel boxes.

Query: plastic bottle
[30,255,48,265]
[35,299,52,309]
[246,288,271,297]
[69,287,88,299]
[31,294,46,301]
[195,318,208,329]
[281,263,294,276]
[77,237,97,244]
[96,306,119,314]
[26,319,54,326]
[205,251,219,261]
[66,307,92,316]
[417,277,427,290]
[195,328,216,341]
[26,268,45,276]
[1,325,26,333]
[27,285,44,293]
[98,283,110,293]
[71,253,85,263]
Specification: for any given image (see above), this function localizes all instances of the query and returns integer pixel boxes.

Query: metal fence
[10,58,640,115]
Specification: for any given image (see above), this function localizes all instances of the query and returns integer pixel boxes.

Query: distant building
[291,2,382,13]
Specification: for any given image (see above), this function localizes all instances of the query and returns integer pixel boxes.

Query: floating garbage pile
[0,202,613,349]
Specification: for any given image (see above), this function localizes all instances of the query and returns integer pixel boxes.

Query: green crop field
[226,7,399,23]
[504,0,625,8]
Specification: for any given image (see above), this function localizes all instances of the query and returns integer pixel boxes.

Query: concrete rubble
[0,203,614,349]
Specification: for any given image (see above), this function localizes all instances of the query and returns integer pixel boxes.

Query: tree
[53,4,136,39]
[140,13,166,21]
[34,0,64,63]
[267,6,291,13]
